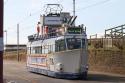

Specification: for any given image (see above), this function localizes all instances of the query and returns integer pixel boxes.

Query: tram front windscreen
[66,38,85,50]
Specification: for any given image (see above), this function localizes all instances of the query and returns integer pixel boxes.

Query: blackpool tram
[26,4,88,79]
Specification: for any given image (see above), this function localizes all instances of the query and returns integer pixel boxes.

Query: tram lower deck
[27,35,88,79]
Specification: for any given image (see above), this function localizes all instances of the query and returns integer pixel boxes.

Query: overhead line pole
[0,0,3,83]
[17,24,19,61]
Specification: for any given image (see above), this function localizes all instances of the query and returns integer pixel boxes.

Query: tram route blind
[67,28,82,34]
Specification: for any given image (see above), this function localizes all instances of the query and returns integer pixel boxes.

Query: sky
[4,0,125,44]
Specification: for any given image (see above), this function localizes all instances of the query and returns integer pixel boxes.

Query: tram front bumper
[53,71,87,79]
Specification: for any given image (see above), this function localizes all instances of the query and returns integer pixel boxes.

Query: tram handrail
[28,27,86,42]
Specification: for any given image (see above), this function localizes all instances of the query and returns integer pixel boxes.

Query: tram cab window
[55,39,66,52]
[66,38,85,50]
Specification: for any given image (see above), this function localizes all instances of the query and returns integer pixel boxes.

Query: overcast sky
[4,0,125,44]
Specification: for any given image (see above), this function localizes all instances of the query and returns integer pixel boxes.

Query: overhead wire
[6,8,44,30]
[76,0,111,12]
[6,0,111,29]
[14,0,110,26]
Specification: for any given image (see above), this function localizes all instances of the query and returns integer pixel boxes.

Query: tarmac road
[3,60,125,83]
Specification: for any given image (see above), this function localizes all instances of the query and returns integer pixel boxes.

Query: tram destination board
[67,28,82,34]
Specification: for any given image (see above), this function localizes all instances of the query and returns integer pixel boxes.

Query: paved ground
[3,60,125,83]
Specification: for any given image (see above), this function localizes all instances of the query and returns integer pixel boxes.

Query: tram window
[41,46,42,54]
[66,38,85,50]
[51,44,55,53]
[30,46,42,54]
[55,39,65,52]
[44,45,48,54]
[42,46,45,54]
[48,45,50,53]
[31,47,35,54]
[34,47,41,54]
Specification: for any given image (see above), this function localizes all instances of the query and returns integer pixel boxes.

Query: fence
[88,37,125,50]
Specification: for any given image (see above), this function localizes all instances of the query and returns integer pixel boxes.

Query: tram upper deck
[28,26,87,42]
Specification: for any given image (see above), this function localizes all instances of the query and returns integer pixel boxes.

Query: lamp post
[17,23,19,61]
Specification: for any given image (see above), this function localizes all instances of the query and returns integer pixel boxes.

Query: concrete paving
[3,60,125,83]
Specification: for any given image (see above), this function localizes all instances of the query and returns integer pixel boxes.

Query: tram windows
[41,46,43,54]
[59,40,65,51]
[42,46,45,54]
[55,40,65,52]
[48,45,51,53]
[31,47,35,54]
[55,41,58,52]
[30,46,42,54]
[50,45,55,53]
[66,38,85,50]
[35,47,42,54]
[44,47,48,54]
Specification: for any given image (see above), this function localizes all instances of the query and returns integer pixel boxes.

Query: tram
[26,4,88,79]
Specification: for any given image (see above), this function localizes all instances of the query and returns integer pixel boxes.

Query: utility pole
[0,0,3,83]
[73,0,76,25]
[17,24,19,61]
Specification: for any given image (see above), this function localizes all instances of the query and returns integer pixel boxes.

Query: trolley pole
[17,24,19,61]
[0,0,3,83]
[73,0,76,25]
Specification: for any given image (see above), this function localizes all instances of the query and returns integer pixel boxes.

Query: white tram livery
[27,4,88,79]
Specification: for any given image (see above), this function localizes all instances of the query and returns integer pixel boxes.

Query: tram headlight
[85,64,89,71]
[56,63,63,72]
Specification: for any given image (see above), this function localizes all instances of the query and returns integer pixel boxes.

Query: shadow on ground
[87,73,125,82]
